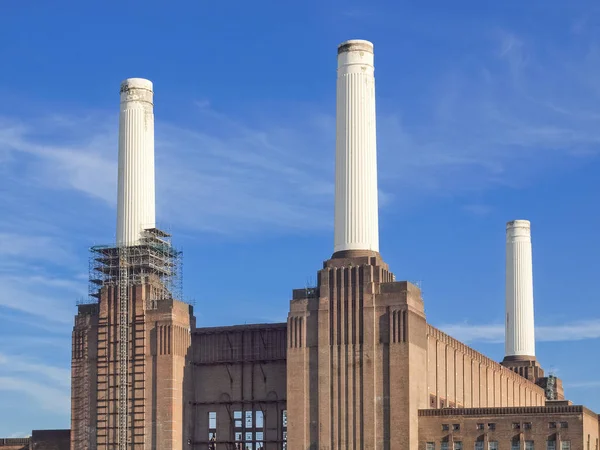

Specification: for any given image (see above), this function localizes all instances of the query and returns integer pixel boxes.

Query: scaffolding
[546,374,557,401]
[86,227,183,449]
[118,246,129,450]
[88,228,183,307]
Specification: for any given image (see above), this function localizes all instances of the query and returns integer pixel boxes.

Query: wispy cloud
[2,30,600,240]
[0,353,70,414]
[438,319,600,344]
[567,380,600,389]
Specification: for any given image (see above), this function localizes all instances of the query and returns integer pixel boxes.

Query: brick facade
[64,254,599,450]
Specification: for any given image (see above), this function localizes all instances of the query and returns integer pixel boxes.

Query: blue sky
[1,0,600,437]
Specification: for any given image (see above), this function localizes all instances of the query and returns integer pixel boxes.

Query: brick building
[0,430,69,450]
[64,39,599,450]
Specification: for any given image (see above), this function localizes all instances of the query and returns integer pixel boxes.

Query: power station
[1,39,598,450]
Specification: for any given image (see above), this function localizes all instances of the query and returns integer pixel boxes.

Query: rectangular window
[525,441,534,450]
[442,424,450,431]
[426,443,436,450]
[256,431,264,448]
[245,411,253,428]
[488,423,496,431]
[282,410,288,450]
[512,441,520,450]
[476,423,484,431]
[245,432,253,449]
[441,442,449,450]
[560,422,569,429]
[454,442,463,450]
[453,424,460,432]
[235,432,242,442]
[524,422,532,430]
[256,410,264,429]
[475,442,484,450]
[561,442,571,450]
[547,441,556,450]
[234,410,242,429]
[489,442,498,450]
[208,411,217,430]
[513,422,521,430]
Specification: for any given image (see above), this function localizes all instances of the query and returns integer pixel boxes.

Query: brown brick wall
[189,324,287,449]
[71,282,194,450]
[0,438,29,450]
[418,406,593,450]
[71,303,99,450]
[426,326,546,410]
[287,253,429,450]
[1,430,70,450]
[582,409,600,450]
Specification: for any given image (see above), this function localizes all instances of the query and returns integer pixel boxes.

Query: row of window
[207,410,287,450]
[442,422,569,432]
[426,441,572,450]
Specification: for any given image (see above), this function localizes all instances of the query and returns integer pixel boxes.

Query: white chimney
[333,40,379,255]
[505,220,536,358]
[116,78,156,247]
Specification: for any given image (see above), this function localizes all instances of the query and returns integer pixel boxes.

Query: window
[256,411,264,429]
[547,441,556,450]
[245,411,253,428]
[208,411,217,445]
[208,411,217,429]
[234,411,242,428]
[525,441,534,450]
[488,423,496,431]
[513,422,521,430]
[441,442,449,450]
[475,441,484,450]
[561,442,571,450]
[426,443,436,450]
[442,424,450,431]
[524,422,532,430]
[548,422,557,429]
[454,442,463,450]
[476,423,484,431]
[560,422,569,429]
[489,442,498,450]
[282,410,288,450]
[453,424,461,432]
[512,441,520,450]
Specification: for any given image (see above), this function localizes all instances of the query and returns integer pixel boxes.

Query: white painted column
[505,220,536,357]
[334,40,380,254]
[116,78,156,247]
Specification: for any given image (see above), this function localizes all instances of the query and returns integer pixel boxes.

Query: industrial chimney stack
[504,220,536,359]
[116,78,156,247]
[333,40,379,257]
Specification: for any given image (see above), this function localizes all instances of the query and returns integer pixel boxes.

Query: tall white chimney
[505,220,536,358]
[333,40,379,255]
[116,78,156,247]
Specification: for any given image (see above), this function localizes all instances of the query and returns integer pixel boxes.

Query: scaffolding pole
[118,245,129,450]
